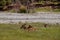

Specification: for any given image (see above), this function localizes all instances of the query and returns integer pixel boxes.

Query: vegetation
[0,0,12,10]
[35,7,52,12]
[18,5,27,13]
[0,0,12,6]
[0,0,60,13]
[0,22,60,40]
[53,9,60,12]
[35,7,60,12]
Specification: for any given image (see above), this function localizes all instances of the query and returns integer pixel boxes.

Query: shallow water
[0,12,60,24]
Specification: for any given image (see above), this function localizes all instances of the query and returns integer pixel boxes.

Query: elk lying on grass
[20,24,36,32]
[27,25,36,32]
[44,24,48,28]
[20,24,27,29]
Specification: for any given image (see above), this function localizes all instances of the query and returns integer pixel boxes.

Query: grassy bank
[0,23,60,40]
[35,7,60,12]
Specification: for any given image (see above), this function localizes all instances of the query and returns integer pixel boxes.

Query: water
[0,12,60,24]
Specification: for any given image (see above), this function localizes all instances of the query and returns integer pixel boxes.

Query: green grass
[53,9,60,12]
[35,7,60,12]
[0,23,60,40]
[35,7,52,12]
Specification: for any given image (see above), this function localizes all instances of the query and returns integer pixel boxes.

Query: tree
[5,0,12,5]
[0,0,12,10]
[0,0,6,6]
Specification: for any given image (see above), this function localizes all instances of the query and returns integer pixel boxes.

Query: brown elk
[20,24,27,29]
[44,24,48,28]
[27,25,36,32]
[20,24,36,32]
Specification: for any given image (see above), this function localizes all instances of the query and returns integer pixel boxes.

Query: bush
[18,5,27,13]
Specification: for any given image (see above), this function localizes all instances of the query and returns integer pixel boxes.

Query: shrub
[18,5,27,13]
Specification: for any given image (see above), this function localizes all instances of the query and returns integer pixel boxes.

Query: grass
[53,9,60,12]
[0,22,60,40]
[35,7,52,12]
[35,7,60,12]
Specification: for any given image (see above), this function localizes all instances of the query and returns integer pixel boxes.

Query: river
[0,12,60,24]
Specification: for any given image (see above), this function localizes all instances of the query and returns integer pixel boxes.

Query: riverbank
[0,23,60,40]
